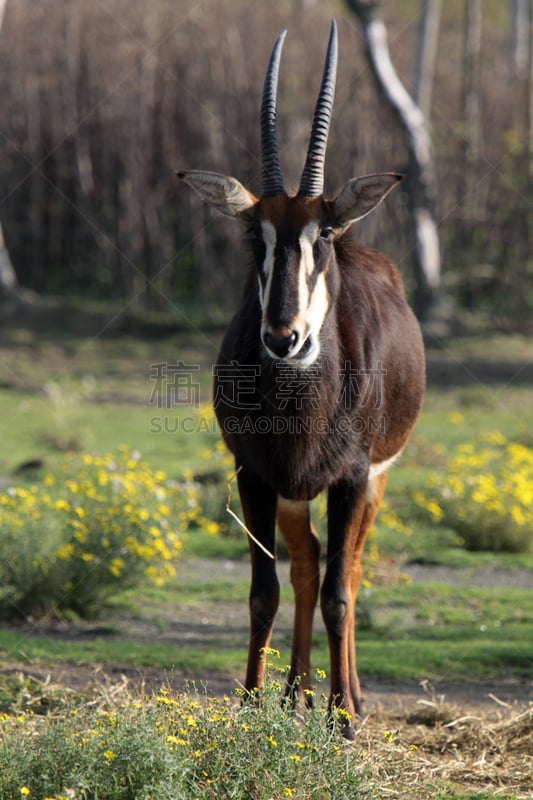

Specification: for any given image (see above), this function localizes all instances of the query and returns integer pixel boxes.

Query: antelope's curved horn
[299,20,338,198]
[261,29,287,197]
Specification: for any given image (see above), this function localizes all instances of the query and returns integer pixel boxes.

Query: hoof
[342,723,356,741]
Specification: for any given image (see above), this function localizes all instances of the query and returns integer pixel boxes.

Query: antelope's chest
[215,381,363,499]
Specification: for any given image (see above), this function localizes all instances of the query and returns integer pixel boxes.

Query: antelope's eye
[319,226,334,241]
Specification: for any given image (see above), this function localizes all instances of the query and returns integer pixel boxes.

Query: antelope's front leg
[276,496,320,706]
[237,467,279,693]
[321,476,370,740]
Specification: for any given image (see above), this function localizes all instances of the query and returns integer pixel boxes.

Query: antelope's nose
[263,329,298,359]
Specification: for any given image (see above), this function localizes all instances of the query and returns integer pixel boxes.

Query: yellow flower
[283,789,294,797]
[426,500,443,520]
[510,505,526,525]
[266,735,277,747]
[56,543,75,560]
[54,499,70,512]
[335,707,352,721]
[204,520,220,535]
[260,647,280,659]
[103,749,116,760]
[166,735,187,746]
[109,558,125,577]
[448,411,465,425]
[20,789,30,797]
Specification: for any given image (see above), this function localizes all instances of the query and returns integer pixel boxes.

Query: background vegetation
[0,0,532,325]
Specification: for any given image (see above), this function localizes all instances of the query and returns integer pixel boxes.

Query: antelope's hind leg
[237,468,279,695]
[321,471,388,739]
[276,497,321,707]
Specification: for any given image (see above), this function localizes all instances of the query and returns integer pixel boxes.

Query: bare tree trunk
[513,0,530,77]
[346,0,441,320]
[526,0,533,258]
[457,0,482,308]
[0,224,17,292]
[413,0,441,120]
[0,0,18,293]
[459,0,482,219]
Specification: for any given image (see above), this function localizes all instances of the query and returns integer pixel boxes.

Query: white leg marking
[277,495,309,515]
[366,451,402,503]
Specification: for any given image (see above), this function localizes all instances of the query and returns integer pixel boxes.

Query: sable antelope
[178,20,425,739]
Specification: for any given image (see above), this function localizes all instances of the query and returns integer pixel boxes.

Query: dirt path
[3,660,531,724]
[2,559,531,719]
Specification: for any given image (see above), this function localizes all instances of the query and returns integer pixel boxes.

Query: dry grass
[358,692,533,798]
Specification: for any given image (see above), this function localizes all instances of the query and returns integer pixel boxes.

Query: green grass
[0,328,531,799]
[1,578,531,684]
[5,383,526,467]
[0,628,239,672]
[0,391,220,477]
[0,329,532,676]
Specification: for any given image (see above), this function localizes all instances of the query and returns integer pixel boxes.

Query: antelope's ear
[331,173,402,229]
[177,170,257,220]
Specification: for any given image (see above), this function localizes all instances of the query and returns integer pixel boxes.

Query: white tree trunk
[0,0,18,292]
[513,0,530,77]
[0,225,17,291]
[347,0,441,319]
[413,0,442,120]
[526,0,533,259]
[460,0,482,220]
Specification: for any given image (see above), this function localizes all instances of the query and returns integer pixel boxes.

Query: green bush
[0,449,190,619]
[0,665,369,800]
[415,433,533,553]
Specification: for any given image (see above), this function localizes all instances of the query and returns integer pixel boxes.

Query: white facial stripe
[259,219,328,367]
[305,271,328,333]
[299,222,319,276]
[261,220,277,273]
[296,222,318,322]
[260,220,277,309]
[300,221,329,336]
[298,253,309,321]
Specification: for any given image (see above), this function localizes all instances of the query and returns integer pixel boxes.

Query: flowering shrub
[415,433,533,553]
[0,667,367,800]
[0,449,193,619]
